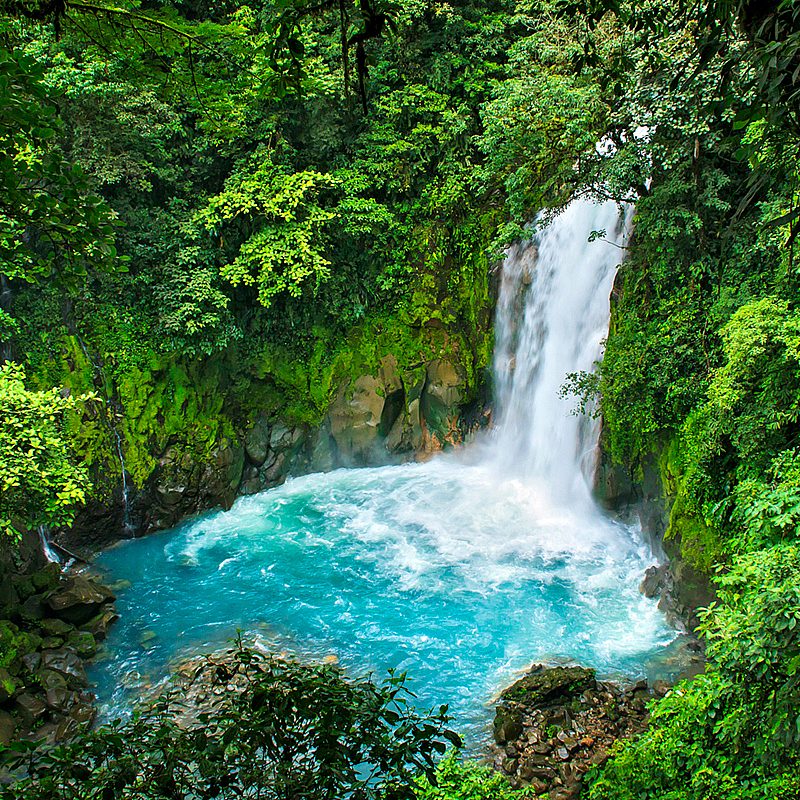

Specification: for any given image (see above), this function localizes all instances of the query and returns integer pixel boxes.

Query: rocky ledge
[0,564,118,746]
[491,665,671,799]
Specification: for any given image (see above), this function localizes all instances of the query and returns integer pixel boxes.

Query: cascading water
[91,198,674,740]
[76,335,134,533]
[38,525,62,565]
[490,199,631,501]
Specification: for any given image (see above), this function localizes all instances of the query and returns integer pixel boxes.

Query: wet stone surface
[0,563,118,747]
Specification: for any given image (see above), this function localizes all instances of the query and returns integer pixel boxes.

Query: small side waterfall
[490,199,630,504]
[38,525,61,564]
[76,335,134,534]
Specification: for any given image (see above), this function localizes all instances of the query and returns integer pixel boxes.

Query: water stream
[91,198,674,740]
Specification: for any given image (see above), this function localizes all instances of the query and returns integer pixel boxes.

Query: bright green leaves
[0,48,117,291]
[589,546,800,800]
[478,69,609,220]
[1,644,460,800]
[676,298,800,548]
[198,157,335,308]
[0,362,91,539]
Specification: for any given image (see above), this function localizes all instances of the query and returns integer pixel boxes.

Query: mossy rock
[493,705,524,744]
[30,565,62,594]
[39,618,74,637]
[67,630,97,658]
[500,665,596,707]
[0,667,17,702]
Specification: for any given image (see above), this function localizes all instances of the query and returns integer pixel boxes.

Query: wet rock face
[328,375,387,465]
[420,358,465,451]
[0,562,118,747]
[144,437,246,532]
[239,418,306,497]
[321,354,470,466]
[492,664,665,799]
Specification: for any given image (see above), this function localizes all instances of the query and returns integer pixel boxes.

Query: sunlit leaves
[1,644,461,799]
[0,362,92,539]
[198,156,336,307]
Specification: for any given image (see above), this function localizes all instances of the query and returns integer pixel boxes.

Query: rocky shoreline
[490,664,684,799]
[0,560,117,747]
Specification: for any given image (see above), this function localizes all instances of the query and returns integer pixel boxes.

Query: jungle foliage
[1,0,800,797]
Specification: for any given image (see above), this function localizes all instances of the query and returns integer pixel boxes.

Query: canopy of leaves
[0,47,117,290]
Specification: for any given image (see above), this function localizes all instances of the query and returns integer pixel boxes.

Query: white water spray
[490,199,630,505]
[38,525,61,564]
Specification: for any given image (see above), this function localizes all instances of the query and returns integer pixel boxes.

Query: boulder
[494,706,524,744]
[47,576,114,626]
[640,564,670,599]
[244,417,271,467]
[83,608,120,641]
[66,630,97,658]
[37,668,68,690]
[0,710,16,745]
[45,687,79,713]
[39,617,74,637]
[0,667,17,702]
[30,564,62,593]
[328,376,385,464]
[420,359,465,448]
[41,648,87,685]
[500,665,596,707]
[15,693,47,724]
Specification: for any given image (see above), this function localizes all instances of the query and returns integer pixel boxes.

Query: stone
[420,359,464,447]
[36,668,68,690]
[651,680,672,697]
[328,376,385,464]
[20,594,46,621]
[557,746,570,761]
[244,417,271,466]
[47,576,114,625]
[21,652,41,673]
[262,451,288,485]
[41,648,87,684]
[501,665,596,707]
[83,608,119,641]
[30,564,62,593]
[67,630,97,658]
[45,687,78,713]
[0,710,17,745]
[15,693,47,724]
[69,700,96,725]
[501,756,518,774]
[0,667,17,702]
[269,423,302,452]
[493,705,524,744]
[39,617,73,636]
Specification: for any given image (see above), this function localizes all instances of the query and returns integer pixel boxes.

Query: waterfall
[38,525,61,564]
[490,198,630,505]
[92,195,674,738]
[75,334,134,533]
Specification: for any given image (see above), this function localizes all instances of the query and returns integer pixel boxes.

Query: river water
[91,198,675,740]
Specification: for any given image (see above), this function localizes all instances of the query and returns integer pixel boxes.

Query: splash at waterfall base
[87,200,687,760]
